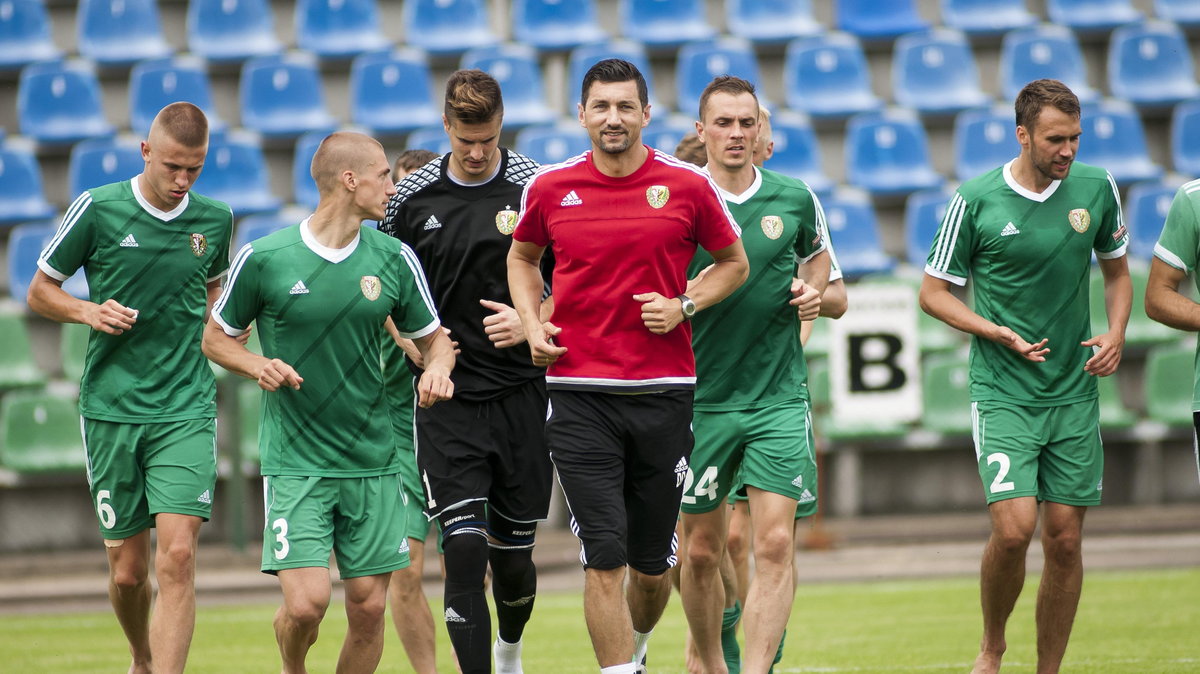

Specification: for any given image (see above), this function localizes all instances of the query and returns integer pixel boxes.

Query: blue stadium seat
[129,56,224,139]
[7,222,90,302]
[844,109,944,198]
[0,142,55,225]
[515,124,590,165]
[291,131,323,210]
[239,53,337,140]
[940,0,1035,36]
[1108,20,1200,110]
[954,107,1020,182]
[892,28,990,117]
[192,130,282,215]
[1156,0,1200,28]
[405,126,452,155]
[0,0,61,70]
[234,207,308,250]
[568,40,657,115]
[295,0,389,60]
[1046,0,1141,33]
[819,188,895,277]
[187,0,281,64]
[67,136,143,197]
[675,38,762,118]
[999,24,1099,105]
[784,33,881,121]
[764,111,832,195]
[76,0,171,66]
[402,0,497,56]
[619,0,715,49]
[905,186,955,267]
[1075,100,1163,186]
[513,0,606,51]
[350,49,440,136]
[726,0,820,45]
[642,116,696,156]
[461,44,555,129]
[836,0,929,42]
[1171,100,1200,177]
[17,60,114,146]
[1125,180,1183,259]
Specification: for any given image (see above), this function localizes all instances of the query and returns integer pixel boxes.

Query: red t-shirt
[513,147,741,392]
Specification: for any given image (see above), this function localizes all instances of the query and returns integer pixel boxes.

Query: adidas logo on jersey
[560,190,583,206]
[798,489,816,504]
[197,490,212,505]
[1000,222,1020,237]
[791,475,804,488]
[445,608,467,623]
[289,280,310,295]
[674,457,689,488]
[423,215,442,230]
[120,234,139,248]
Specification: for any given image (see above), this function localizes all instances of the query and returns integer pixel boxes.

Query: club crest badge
[190,233,207,257]
[761,215,784,240]
[496,208,518,235]
[360,276,381,301]
[1068,208,1091,234]
[646,185,670,209]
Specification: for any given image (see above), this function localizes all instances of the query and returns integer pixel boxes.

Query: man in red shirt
[508,59,749,674]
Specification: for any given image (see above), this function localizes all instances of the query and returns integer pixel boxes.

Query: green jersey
[689,167,826,411]
[926,160,1128,406]
[1151,178,1200,411]
[38,178,232,422]
[214,219,440,477]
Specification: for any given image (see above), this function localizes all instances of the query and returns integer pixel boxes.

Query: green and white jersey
[926,160,1128,406]
[214,219,440,478]
[38,178,232,422]
[689,167,826,411]
[1151,178,1200,411]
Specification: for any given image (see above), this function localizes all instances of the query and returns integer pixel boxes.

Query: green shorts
[261,473,411,578]
[682,399,818,517]
[396,448,435,543]
[971,399,1104,506]
[82,417,217,539]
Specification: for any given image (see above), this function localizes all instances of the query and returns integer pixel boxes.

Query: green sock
[767,627,787,673]
[721,601,742,674]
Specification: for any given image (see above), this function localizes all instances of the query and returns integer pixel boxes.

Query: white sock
[633,629,652,663]
[494,637,523,674]
[600,664,637,674]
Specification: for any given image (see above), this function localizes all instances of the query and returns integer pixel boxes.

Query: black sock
[490,547,537,643]
[441,518,491,674]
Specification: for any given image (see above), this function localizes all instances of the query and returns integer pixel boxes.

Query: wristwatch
[677,294,697,321]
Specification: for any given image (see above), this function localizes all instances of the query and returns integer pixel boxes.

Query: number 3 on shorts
[986,453,1015,494]
[271,518,290,560]
[681,466,719,505]
[96,490,117,529]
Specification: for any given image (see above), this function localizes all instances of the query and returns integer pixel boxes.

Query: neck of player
[593,142,649,178]
[307,204,362,249]
[1010,153,1054,194]
[707,159,756,195]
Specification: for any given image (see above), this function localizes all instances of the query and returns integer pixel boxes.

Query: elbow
[826,297,848,319]
[917,290,935,317]
[1143,291,1165,324]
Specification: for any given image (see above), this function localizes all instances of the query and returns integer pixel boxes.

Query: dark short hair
[698,76,758,121]
[153,102,208,147]
[673,133,706,167]
[444,69,503,125]
[1015,79,1080,132]
[394,149,438,175]
[580,58,648,108]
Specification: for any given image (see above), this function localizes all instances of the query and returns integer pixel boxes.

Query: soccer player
[508,58,749,674]
[202,131,455,674]
[679,77,830,674]
[1145,178,1200,482]
[27,102,230,674]
[919,79,1131,674]
[379,69,550,674]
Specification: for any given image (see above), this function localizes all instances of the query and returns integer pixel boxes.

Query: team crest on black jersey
[646,185,670,209]
[496,208,518,235]
[360,276,381,301]
[1068,208,1091,233]
[190,233,207,257]
[761,215,783,240]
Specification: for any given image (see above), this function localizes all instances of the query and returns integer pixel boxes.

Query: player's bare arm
[411,327,455,407]
[206,280,251,345]
[28,269,138,335]
[508,239,567,366]
[387,318,459,366]
[479,296,556,348]
[637,239,749,334]
[791,248,831,313]
[920,273,1050,362]
[1082,255,1132,376]
[201,317,302,391]
[1146,256,1200,331]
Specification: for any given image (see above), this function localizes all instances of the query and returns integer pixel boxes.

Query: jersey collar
[131,176,189,221]
[704,165,762,205]
[300,217,359,263]
[1003,159,1062,203]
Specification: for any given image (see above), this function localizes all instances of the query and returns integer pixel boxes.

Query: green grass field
[2,567,1196,673]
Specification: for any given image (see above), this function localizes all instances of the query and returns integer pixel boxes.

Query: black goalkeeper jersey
[380,149,549,401]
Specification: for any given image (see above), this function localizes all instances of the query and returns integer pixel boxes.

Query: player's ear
[342,170,357,192]
[577,102,586,127]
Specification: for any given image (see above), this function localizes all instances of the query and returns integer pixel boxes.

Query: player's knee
[109,564,148,591]
[440,504,490,593]
[285,596,329,628]
[155,539,198,579]
[1042,528,1083,563]
[683,532,723,573]
[488,514,537,587]
[753,524,795,567]
[346,591,388,626]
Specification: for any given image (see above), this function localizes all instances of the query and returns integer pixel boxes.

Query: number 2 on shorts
[986,452,1015,494]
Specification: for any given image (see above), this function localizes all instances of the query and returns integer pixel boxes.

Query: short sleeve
[212,243,261,336]
[694,176,742,252]
[38,192,95,282]
[925,191,975,286]
[512,174,550,247]
[1154,184,1200,273]
[207,208,235,282]
[392,243,441,339]
[1094,171,1129,259]
[793,190,828,264]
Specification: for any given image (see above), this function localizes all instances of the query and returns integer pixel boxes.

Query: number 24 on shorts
[682,466,720,504]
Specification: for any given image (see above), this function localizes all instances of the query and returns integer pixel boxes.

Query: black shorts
[546,389,693,575]
[415,378,552,522]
